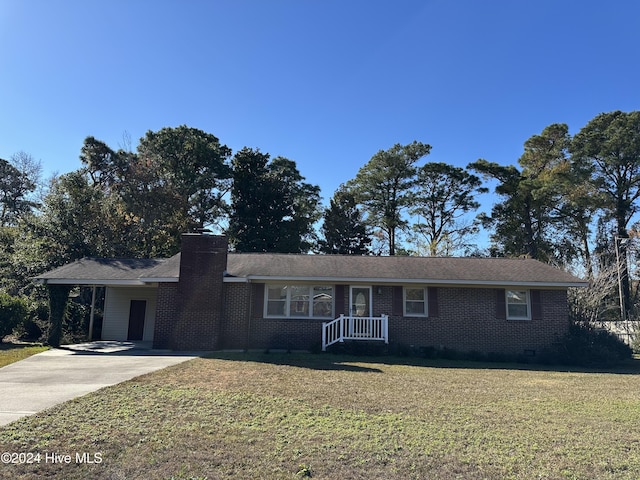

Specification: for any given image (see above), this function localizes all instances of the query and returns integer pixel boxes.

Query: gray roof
[225,253,586,287]
[35,252,586,288]
[35,257,174,285]
[141,254,181,281]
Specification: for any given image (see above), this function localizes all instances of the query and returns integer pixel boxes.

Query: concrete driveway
[0,341,201,426]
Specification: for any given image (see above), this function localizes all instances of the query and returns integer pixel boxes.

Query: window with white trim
[265,285,334,318]
[404,287,428,317]
[506,290,530,320]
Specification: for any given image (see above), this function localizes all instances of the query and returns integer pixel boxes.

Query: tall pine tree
[318,186,371,255]
[228,148,321,253]
[348,141,431,255]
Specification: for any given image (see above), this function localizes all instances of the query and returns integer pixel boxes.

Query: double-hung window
[506,290,530,320]
[404,287,428,317]
[265,285,334,319]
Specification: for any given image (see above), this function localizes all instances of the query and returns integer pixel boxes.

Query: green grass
[1,352,640,479]
[0,343,48,368]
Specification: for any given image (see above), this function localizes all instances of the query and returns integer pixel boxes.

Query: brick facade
[216,283,569,356]
[153,234,227,350]
[388,287,568,355]
[153,283,179,349]
[152,234,571,355]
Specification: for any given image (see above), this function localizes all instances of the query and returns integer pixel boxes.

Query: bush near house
[331,321,634,367]
[540,322,633,367]
[0,292,28,340]
[633,333,640,355]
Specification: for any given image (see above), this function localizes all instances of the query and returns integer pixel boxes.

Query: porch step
[322,314,389,352]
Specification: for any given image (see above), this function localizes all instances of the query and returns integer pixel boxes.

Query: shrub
[0,292,29,339]
[540,322,633,367]
[629,323,640,355]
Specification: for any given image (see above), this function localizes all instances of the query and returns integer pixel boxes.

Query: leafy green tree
[228,148,272,252]
[137,126,232,231]
[35,171,125,262]
[349,141,431,255]
[469,124,579,265]
[228,148,321,253]
[571,110,640,316]
[318,185,371,255]
[79,136,124,188]
[268,157,322,253]
[409,162,487,256]
[0,153,40,294]
[78,126,233,256]
[0,292,28,339]
[556,162,600,276]
[0,154,39,227]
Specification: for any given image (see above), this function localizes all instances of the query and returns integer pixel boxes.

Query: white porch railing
[322,314,389,351]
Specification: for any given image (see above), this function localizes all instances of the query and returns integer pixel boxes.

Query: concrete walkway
[0,341,201,426]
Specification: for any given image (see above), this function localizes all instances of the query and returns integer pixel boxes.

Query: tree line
[1,110,640,339]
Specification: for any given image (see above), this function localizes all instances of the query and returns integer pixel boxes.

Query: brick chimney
[169,233,228,350]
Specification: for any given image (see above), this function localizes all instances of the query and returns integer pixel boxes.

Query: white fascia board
[237,275,587,288]
[223,277,249,283]
[138,277,179,283]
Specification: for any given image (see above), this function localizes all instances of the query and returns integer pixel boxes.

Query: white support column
[383,314,389,344]
[88,285,97,341]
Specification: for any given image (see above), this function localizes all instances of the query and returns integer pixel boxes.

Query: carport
[34,257,179,344]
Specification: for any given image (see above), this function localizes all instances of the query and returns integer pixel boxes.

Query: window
[506,290,530,320]
[404,287,427,317]
[265,285,334,318]
[266,285,287,316]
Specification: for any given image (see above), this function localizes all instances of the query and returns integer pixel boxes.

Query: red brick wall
[153,245,571,355]
[218,284,570,355]
[220,282,251,349]
[152,234,227,351]
[389,287,569,355]
[220,282,327,351]
[153,283,178,349]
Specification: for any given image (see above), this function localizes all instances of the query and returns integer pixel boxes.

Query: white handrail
[322,314,389,351]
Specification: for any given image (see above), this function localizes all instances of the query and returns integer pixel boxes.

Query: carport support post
[88,285,97,341]
[47,284,72,347]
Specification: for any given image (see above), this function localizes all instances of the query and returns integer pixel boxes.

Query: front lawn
[0,343,49,369]
[1,353,639,479]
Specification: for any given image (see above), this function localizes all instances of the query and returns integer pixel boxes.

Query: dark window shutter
[495,288,506,319]
[334,285,345,316]
[392,286,404,316]
[428,287,439,317]
[252,283,265,318]
[530,290,542,320]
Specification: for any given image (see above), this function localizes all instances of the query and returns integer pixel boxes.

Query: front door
[127,300,146,341]
[349,286,373,338]
[350,286,372,317]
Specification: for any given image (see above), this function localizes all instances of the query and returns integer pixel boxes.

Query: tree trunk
[389,227,396,256]
[523,197,537,259]
[617,227,632,320]
[47,284,71,347]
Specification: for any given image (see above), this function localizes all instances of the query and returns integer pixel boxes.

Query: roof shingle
[35,253,586,287]
[225,253,586,287]
[35,257,173,285]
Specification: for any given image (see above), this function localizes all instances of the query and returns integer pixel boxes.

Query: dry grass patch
[1,353,640,479]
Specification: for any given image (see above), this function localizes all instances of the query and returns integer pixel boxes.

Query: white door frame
[349,285,372,317]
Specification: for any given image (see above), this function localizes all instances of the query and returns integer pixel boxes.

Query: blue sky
[1,1,639,247]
